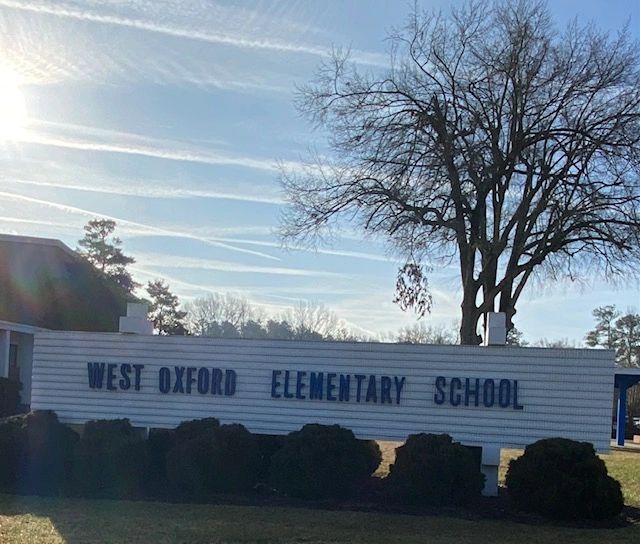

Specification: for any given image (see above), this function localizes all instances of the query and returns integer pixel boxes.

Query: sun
[0,66,28,142]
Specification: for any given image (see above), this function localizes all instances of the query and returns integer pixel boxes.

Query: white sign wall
[31,331,614,452]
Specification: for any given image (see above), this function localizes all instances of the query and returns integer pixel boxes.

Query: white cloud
[0,1,387,67]
[0,190,280,260]
[218,237,398,264]
[136,252,351,279]
[18,121,303,173]
[3,177,284,205]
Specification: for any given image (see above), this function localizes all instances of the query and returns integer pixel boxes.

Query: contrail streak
[0,1,387,67]
[0,190,280,261]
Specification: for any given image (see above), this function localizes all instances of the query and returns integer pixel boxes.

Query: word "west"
[87,362,144,391]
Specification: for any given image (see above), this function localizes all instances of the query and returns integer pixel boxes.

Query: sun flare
[0,66,28,142]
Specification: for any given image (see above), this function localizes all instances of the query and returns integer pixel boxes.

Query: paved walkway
[611,439,640,453]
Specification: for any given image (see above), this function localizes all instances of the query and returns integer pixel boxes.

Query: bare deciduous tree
[396,322,459,344]
[283,300,343,340]
[280,1,640,344]
[183,293,262,336]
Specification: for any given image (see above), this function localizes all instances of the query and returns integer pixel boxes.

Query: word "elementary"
[271,370,406,405]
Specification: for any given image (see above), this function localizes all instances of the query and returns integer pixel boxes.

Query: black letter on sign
[498,379,511,408]
[119,363,131,390]
[513,380,524,410]
[173,366,185,393]
[326,373,337,401]
[365,375,377,403]
[465,378,480,407]
[133,364,144,391]
[159,367,171,393]
[394,376,406,405]
[107,364,117,391]
[197,367,209,394]
[354,374,366,402]
[483,379,495,407]
[283,370,294,398]
[434,376,446,405]
[224,370,237,396]
[338,374,350,402]
[309,372,324,400]
[271,370,281,398]
[380,376,392,404]
[296,371,307,399]
[87,362,105,389]
[211,368,223,395]
[450,377,462,406]
[186,367,197,394]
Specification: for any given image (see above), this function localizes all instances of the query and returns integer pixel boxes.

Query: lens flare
[0,66,28,142]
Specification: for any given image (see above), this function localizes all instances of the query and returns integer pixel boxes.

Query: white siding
[31,332,614,451]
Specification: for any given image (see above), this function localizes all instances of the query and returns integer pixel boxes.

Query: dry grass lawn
[0,444,637,543]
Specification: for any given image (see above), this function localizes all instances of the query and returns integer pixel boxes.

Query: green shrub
[174,417,219,441]
[254,433,286,481]
[505,437,624,520]
[268,424,381,500]
[0,414,22,493]
[146,428,176,498]
[0,378,21,417]
[0,411,77,496]
[166,421,260,499]
[386,433,485,506]
[73,419,148,499]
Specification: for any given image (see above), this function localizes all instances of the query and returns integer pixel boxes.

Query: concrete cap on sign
[484,312,507,346]
[119,303,153,334]
[126,303,149,318]
[119,316,153,335]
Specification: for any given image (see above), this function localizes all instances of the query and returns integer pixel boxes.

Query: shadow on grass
[0,490,639,544]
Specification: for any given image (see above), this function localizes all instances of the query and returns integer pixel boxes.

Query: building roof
[0,233,133,332]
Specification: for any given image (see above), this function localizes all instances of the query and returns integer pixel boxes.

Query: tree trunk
[460,286,482,345]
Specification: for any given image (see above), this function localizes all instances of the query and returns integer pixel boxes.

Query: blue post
[616,384,627,447]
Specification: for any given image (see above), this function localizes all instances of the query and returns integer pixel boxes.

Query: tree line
[75,218,361,340]
[75,218,638,362]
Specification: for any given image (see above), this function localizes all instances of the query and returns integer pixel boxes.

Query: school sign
[30,331,614,495]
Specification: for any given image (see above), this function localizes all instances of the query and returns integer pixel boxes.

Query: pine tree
[586,306,640,367]
[77,219,137,293]
[146,279,187,335]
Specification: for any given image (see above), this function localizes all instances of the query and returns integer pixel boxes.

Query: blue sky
[0,0,638,342]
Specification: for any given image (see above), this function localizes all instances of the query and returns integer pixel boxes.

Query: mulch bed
[151,477,640,531]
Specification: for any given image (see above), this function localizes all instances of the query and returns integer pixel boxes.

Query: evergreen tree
[586,306,640,367]
[77,219,137,293]
[146,280,187,336]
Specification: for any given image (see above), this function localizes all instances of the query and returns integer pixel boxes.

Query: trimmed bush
[0,411,77,496]
[73,419,149,499]
[386,433,485,506]
[146,428,178,498]
[166,421,260,498]
[0,378,21,417]
[174,417,220,441]
[268,424,381,500]
[0,414,22,493]
[254,433,286,482]
[505,437,624,520]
